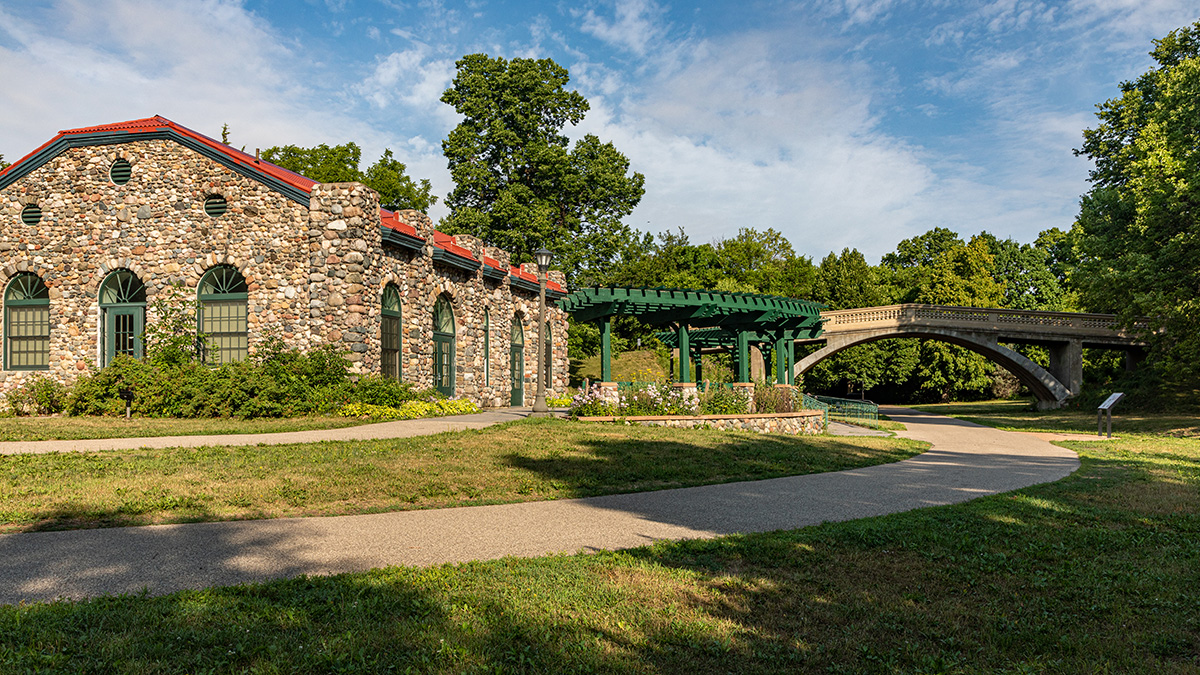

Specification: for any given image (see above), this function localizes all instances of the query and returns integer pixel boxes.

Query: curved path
[0,407,1079,605]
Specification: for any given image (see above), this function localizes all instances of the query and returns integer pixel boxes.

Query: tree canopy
[439,54,645,284]
[1071,20,1200,386]
[261,143,437,212]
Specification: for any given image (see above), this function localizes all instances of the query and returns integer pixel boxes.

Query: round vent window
[20,204,42,227]
[110,159,132,185]
[204,195,228,218]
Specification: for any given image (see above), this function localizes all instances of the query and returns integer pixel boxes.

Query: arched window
[381,284,401,380]
[483,309,491,387]
[99,270,146,366]
[432,295,455,397]
[509,313,524,407]
[4,273,50,370]
[198,266,248,364]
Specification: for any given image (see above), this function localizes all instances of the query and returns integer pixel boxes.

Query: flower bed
[569,381,827,435]
[575,410,825,435]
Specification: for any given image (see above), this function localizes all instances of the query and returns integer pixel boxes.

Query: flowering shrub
[620,381,696,416]
[568,384,615,417]
[338,398,480,421]
[547,393,574,407]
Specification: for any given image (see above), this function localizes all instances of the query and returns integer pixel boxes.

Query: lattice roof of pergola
[558,286,826,332]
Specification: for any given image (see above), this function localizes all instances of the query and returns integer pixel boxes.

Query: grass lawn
[572,348,668,384]
[0,415,371,442]
[0,403,1196,672]
[911,398,1200,437]
[0,417,925,533]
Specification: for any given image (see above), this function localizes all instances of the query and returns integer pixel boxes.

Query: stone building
[0,116,568,407]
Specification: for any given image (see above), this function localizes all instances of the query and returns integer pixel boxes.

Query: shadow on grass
[2,451,1195,673]
[501,432,913,499]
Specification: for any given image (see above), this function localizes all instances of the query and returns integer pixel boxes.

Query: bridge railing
[813,395,879,422]
[819,304,1148,339]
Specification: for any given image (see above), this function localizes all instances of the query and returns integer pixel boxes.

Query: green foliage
[5,375,67,416]
[0,153,9,171]
[752,385,797,414]
[440,54,644,285]
[1072,20,1200,388]
[337,398,480,421]
[261,143,436,212]
[698,386,750,415]
[143,284,205,367]
[64,345,403,420]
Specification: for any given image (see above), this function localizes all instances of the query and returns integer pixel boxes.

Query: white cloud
[577,0,669,57]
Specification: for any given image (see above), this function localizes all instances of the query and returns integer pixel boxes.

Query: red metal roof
[432,231,478,261]
[511,265,565,293]
[379,209,420,238]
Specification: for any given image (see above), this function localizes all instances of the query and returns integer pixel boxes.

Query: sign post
[1097,392,1124,438]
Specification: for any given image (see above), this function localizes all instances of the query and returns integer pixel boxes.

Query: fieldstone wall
[576,411,827,435]
[0,137,568,408]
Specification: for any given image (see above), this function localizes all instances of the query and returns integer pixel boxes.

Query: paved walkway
[0,407,1079,604]
[0,409,539,455]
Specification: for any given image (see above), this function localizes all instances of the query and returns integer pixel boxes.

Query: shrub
[345,375,424,408]
[568,384,615,417]
[338,398,480,421]
[753,385,797,414]
[6,374,68,416]
[698,386,750,415]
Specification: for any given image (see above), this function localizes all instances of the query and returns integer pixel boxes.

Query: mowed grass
[911,398,1200,437]
[0,417,925,533]
[0,415,370,442]
[1,405,1196,673]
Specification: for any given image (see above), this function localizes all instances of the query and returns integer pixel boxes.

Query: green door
[105,306,144,364]
[433,334,454,397]
[510,344,524,406]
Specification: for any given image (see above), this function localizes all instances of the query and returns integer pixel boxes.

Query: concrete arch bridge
[796,304,1148,410]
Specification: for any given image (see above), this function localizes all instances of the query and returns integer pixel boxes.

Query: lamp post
[532,247,554,414]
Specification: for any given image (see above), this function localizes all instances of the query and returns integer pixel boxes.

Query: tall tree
[1072,21,1200,386]
[261,143,436,212]
[440,54,645,284]
[805,248,891,396]
[0,154,8,171]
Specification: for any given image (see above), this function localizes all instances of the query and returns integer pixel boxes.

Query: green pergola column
[774,333,788,385]
[736,331,750,382]
[600,319,612,381]
[678,324,692,383]
[784,331,795,385]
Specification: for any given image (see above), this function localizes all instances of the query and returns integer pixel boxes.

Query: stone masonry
[0,117,568,408]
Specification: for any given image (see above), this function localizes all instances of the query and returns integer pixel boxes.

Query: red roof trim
[2,115,318,194]
[379,209,420,238]
[432,231,478,262]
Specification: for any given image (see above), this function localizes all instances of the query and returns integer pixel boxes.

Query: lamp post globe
[532,248,554,414]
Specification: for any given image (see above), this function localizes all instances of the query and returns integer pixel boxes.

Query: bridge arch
[795,327,1072,409]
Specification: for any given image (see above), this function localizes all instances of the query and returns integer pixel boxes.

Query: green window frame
[510,314,524,407]
[4,273,50,371]
[99,270,146,367]
[433,296,455,397]
[382,284,401,380]
[198,266,249,365]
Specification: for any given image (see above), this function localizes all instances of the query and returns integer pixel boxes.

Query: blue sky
[0,0,1195,263]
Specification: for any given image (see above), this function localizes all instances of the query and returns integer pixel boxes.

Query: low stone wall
[576,410,826,435]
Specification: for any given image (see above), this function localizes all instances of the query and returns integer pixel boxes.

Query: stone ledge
[575,410,825,435]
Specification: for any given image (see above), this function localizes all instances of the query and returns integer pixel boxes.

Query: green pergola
[558,287,825,384]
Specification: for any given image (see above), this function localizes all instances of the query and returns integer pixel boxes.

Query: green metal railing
[800,393,830,428]
[814,395,879,422]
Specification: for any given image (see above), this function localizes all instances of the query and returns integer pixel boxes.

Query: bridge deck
[811,304,1147,346]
